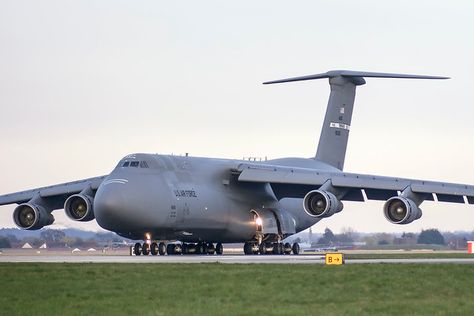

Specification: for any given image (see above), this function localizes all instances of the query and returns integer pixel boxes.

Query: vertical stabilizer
[315,76,363,170]
[264,70,448,170]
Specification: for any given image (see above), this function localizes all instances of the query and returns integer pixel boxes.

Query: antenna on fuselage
[263,70,449,170]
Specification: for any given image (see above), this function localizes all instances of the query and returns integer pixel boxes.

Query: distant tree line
[0,229,128,249]
[309,227,468,249]
[417,229,445,245]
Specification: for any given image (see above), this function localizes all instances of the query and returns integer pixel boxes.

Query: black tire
[202,243,208,255]
[272,243,283,255]
[142,243,150,256]
[272,243,279,255]
[215,242,223,255]
[186,243,196,254]
[284,243,292,255]
[252,244,259,255]
[150,242,159,256]
[207,242,215,255]
[292,242,300,255]
[133,243,142,256]
[259,243,266,255]
[196,243,204,255]
[182,243,188,255]
[166,243,175,255]
[243,242,252,255]
[158,242,166,255]
[278,243,283,255]
[174,244,182,255]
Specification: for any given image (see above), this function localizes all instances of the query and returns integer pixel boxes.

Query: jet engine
[383,196,422,224]
[64,194,95,222]
[303,190,343,218]
[13,203,55,230]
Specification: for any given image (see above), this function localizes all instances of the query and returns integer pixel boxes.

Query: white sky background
[0,0,473,234]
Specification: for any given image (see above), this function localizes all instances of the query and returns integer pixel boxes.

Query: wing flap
[436,194,465,204]
[343,188,365,202]
[467,196,474,205]
[364,189,398,201]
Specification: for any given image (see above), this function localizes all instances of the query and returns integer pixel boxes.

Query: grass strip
[1,263,473,315]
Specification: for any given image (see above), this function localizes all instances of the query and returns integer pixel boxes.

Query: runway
[2,254,474,264]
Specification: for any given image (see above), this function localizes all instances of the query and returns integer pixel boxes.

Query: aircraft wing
[235,164,474,204]
[0,176,107,209]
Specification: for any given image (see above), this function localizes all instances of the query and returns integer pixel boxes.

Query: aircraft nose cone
[94,184,127,231]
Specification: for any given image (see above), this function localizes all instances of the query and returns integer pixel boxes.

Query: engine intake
[64,194,95,222]
[303,190,343,218]
[383,196,422,224]
[13,203,54,230]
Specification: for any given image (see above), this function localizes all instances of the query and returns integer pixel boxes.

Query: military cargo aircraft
[1,70,473,256]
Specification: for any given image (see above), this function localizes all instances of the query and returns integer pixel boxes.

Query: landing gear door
[273,209,296,235]
[251,209,279,235]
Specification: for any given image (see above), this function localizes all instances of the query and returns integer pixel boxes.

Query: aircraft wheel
[150,242,159,256]
[278,243,284,255]
[252,244,259,255]
[259,243,267,255]
[142,243,150,256]
[133,242,142,256]
[207,242,215,255]
[166,243,175,255]
[243,242,253,255]
[174,244,182,255]
[182,243,189,255]
[196,242,204,255]
[215,242,223,255]
[292,242,300,255]
[158,242,166,255]
[202,242,208,255]
[284,243,292,255]
[272,243,281,255]
[273,243,283,255]
[186,243,196,254]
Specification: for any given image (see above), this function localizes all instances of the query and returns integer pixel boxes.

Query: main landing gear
[133,242,223,256]
[243,242,300,255]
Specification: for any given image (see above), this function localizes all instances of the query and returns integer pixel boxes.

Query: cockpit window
[119,160,151,169]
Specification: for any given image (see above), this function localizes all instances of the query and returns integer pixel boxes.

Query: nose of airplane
[94,183,129,231]
[94,174,168,233]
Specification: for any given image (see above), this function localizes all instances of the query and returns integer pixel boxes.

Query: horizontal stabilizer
[263,70,449,85]
[263,69,449,170]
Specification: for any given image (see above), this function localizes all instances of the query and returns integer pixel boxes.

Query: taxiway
[1,255,474,264]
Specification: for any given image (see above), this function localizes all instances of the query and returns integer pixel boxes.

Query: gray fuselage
[94,153,337,242]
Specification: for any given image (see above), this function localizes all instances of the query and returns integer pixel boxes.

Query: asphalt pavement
[2,254,474,264]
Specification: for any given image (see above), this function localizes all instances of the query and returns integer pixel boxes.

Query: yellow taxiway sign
[325,253,344,265]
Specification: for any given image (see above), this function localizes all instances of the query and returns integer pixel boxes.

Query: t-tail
[264,70,449,170]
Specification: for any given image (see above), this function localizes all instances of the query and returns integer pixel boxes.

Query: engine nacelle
[13,203,55,230]
[303,190,343,218]
[64,194,95,222]
[383,196,422,225]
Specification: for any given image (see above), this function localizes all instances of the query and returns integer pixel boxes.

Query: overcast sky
[1,1,473,234]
